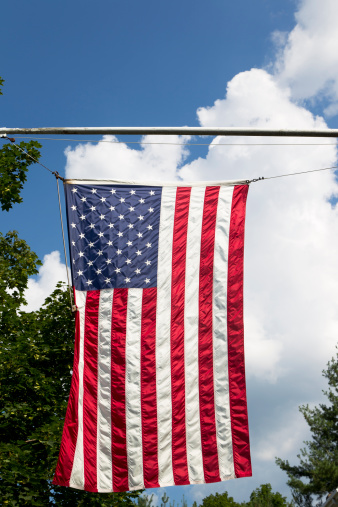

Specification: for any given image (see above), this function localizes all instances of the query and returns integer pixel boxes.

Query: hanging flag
[53,179,252,493]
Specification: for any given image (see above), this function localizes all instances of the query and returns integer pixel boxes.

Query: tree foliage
[276,351,338,506]
[0,76,42,211]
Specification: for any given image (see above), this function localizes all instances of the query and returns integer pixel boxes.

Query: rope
[55,176,76,313]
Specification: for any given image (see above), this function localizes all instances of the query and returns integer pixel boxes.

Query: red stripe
[199,186,221,483]
[141,287,159,488]
[53,289,80,487]
[111,289,129,492]
[227,185,252,478]
[170,187,191,485]
[83,290,100,492]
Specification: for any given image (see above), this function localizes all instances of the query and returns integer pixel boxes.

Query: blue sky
[2,0,338,505]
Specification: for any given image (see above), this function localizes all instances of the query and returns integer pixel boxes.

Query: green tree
[0,77,42,211]
[276,351,338,506]
[247,484,293,507]
[200,491,243,507]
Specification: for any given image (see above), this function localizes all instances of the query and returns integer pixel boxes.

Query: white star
[71,205,77,210]
[89,242,95,247]
[115,267,121,273]
[87,260,93,266]
[106,259,112,264]
[130,190,136,195]
[117,231,123,237]
[71,188,77,193]
[138,215,144,220]
[86,280,93,286]
[80,214,86,220]
[127,241,133,246]
[144,278,150,284]
[146,242,152,248]
[135,268,141,274]
[147,225,153,230]
[108,223,114,228]
[110,189,116,194]
[145,260,151,266]
[98,232,104,238]
[73,259,75,264]
[78,251,84,257]
[126,259,132,265]
[137,232,143,238]
[97,250,103,256]
[81,197,86,202]
[100,197,106,202]
[116,249,122,255]
[96,269,102,275]
[136,250,142,256]
[119,214,124,220]
[148,207,154,213]
[129,206,135,212]
[107,240,113,246]
[139,198,145,204]
[105,278,111,283]
[79,233,85,239]
[91,188,97,193]
[77,270,83,276]
[89,223,95,229]
[128,224,134,229]
[100,214,105,220]
[90,206,96,211]
[120,197,125,203]
[72,241,75,246]
[71,223,76,228]
[149,190,155,195]
[125,277,131,283]
[110,206,115,211]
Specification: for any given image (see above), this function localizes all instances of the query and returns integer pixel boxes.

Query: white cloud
[65,134,190,181]
[24,251,68,312]
[274,0,338,115]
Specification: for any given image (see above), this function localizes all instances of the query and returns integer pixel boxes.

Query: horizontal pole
[1,126,338,138]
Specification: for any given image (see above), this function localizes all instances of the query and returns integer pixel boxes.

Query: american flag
[53,179,252,493]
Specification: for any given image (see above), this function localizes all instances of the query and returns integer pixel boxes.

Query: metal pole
[1,126,338,138]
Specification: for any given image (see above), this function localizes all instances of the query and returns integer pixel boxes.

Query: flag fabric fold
[53,179,252,493]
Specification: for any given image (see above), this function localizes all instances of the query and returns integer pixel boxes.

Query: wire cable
[11,135,338,147]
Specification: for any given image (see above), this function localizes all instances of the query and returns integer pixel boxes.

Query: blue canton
[65,184,162,291]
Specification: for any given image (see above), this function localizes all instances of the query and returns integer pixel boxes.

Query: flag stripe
[171,187,191,485]
[83,290,100,492]
[141,287,159,488]
[156,187,176,486]
[227,185,251,478]
[126,289,144,490]
[97,289,114,492]
[53,290,81,486]
[199,186,221,483]
[184,186,205,484]
[69,290,87,489]
[111,289,129,492]
[213,186,236,480]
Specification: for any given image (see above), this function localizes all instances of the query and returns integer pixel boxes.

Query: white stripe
[125,289,144,490]
[184,186,205,483]
[97,289,114,492]
[156,186,177,486]
[213,186,235,480]
[70,290,87,489]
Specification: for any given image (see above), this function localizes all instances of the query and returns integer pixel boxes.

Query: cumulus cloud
[65,134,190,181]
[24,251,69,312]
[274,0,338,116]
